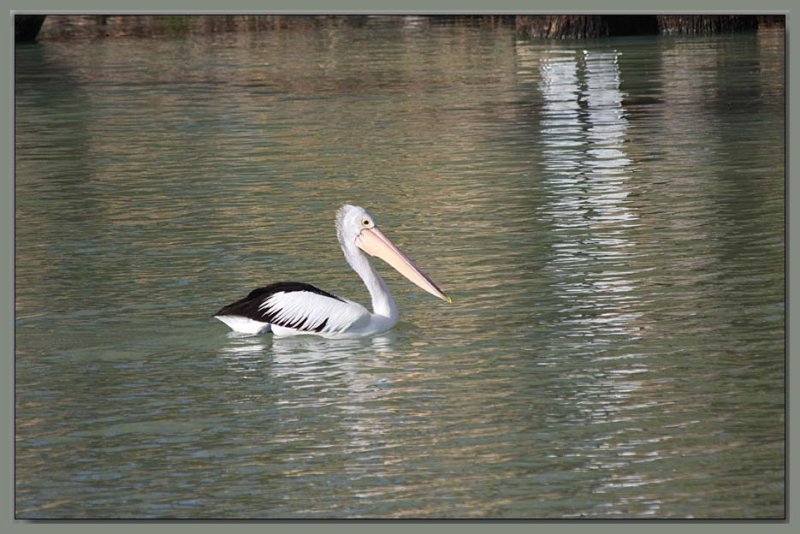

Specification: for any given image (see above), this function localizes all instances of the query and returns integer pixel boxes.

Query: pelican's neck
[342,242,398,321]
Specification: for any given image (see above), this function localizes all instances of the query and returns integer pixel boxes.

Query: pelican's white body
[215,315,272,335]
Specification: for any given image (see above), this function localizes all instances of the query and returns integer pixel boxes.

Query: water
[15,20,784,519]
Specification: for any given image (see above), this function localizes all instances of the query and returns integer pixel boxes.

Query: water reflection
[533,47,644,342]
[218,333,400,504]
[513,39,783,517]
[521,45,671,513]
[219,333,395,400]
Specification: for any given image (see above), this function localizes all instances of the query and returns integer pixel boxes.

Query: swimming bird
[214,204,450,338]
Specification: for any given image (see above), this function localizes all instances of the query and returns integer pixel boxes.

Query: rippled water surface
[15,20,784,518]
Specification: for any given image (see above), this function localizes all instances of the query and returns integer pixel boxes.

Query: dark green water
[15,20,784,518]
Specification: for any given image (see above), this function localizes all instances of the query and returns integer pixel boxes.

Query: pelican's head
[336,204,450,303]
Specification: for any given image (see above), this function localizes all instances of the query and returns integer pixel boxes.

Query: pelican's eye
[361,218,372,228]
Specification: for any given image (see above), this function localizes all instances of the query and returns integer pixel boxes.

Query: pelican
[214,204,450,338]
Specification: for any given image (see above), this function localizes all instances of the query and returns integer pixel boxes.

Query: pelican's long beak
[355,227,451,303]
